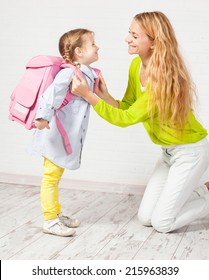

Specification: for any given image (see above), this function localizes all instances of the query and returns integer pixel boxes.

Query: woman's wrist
[102,92,111,103]
[103,93,119,108]
[85,90,100,106]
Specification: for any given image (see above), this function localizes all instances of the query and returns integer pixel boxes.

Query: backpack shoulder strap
[92,67,100,76]
[92,67,100,91]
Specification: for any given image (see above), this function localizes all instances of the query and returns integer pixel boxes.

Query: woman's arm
[72,74,150,128]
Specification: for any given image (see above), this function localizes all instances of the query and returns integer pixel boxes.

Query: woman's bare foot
[204,182,209,190]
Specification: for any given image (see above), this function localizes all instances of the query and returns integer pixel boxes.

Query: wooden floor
[0,182,209,260]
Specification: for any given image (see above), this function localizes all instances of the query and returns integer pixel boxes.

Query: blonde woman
[72,12,209,233]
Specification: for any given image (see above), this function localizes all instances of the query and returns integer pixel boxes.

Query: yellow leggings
[41,157,64,220]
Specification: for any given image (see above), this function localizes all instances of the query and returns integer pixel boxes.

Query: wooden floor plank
[172,215,209,260]
[54,195,140,260]
[0,198,41,239]
[132,228,187,260]
[1,182,209,260]
[94,215,154,260]
[0,188,39,217]
[0,189,101,259]
[8,192,126,260]
[0,216,44,259]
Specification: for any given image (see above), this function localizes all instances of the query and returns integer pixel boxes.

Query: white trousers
[138,138,209,233]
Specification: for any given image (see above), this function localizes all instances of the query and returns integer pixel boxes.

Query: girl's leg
[41,157,64,220]
[151,141,209,233]
[138,157,170,226]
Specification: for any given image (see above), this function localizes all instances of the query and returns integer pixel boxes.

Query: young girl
[71,12,209,233]
[32,29,99,237]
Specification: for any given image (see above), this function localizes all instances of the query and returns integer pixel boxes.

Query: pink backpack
[9,55,100,129]
[9,55,100,154]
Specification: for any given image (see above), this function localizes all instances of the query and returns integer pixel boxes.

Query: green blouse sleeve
[93,93,150,127]
[117,58,139,110]
[117,79,137,110]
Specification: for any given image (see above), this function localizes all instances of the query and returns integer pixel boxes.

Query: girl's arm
[35,68,74,124]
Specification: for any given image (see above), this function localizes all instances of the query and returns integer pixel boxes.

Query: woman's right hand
[34,119,50,130]
[95,73,109,100]
[95,73,119,108]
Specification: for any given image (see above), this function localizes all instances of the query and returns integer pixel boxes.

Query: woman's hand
[72,75,100,106]
[35,119,50,130]
[72,72,108,100]
[71,74,91,99]
[96,73,119,108]
[95,73,109,99]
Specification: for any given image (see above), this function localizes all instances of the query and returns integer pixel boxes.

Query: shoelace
[56,222,68,229]
[60,215,73,222]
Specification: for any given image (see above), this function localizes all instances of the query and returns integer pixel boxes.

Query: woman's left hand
[71,74,100,106]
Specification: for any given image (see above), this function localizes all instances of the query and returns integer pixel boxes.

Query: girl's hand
[35,119,50,130]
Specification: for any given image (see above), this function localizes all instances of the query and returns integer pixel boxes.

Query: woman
[72,12,209,233]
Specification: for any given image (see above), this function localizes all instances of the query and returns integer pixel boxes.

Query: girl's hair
[134,12,195,131]
[59,28,93,64]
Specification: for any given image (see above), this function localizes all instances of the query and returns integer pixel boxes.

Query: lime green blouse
[94,56,207,145]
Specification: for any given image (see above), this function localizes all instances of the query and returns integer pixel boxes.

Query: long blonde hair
[59,28,93,65]
[134,12,195,130]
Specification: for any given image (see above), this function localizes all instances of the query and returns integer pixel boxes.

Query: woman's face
[125,19,153,58]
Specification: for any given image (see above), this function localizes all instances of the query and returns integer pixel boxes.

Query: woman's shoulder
[129,56,142,74]
[130,56,142,67]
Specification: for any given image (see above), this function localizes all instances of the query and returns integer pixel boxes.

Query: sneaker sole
[43,228,76,237]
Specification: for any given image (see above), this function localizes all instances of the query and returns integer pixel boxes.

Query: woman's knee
[137,209,152,226]
[138,210,174,232]
[137,202,175,231]
[151,215,174,233]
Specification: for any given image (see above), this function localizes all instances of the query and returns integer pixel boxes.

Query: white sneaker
[43,218,76,237]
[58,214,81,228]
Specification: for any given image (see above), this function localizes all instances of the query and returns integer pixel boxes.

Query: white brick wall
[1,0,209,186]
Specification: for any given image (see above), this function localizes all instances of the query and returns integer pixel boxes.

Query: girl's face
[125,19,153,58]
[77,33,99,66]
